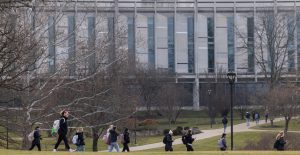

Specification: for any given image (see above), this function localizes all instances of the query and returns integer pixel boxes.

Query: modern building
[35,0,300,109]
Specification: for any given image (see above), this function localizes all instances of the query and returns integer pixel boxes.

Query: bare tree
[157,83,191,128]
[237,12,295,87]
[261,83,299,133]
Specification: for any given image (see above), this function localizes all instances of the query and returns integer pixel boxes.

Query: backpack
[52,118,65,134]
[182,135,187,145]
[120,133,125,144]
[273,140,279,149]
[163,135,167,144]
[217,138,224,148]
[102,134,110,145]
[72,135,78,144]
[28,131,34,141]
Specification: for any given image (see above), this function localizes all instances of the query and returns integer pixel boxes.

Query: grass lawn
[1,150,300,155]
[251,118,300,131]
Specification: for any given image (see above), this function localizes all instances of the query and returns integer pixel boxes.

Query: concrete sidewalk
[128,117,286,151]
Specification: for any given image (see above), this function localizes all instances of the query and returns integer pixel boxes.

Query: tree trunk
[92,127,100,152]
[284,116,291,134]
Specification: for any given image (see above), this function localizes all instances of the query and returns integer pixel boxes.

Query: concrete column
[193,77,200,110]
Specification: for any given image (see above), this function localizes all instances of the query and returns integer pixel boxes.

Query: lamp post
[227,72,236,151]
[208,89,212,128]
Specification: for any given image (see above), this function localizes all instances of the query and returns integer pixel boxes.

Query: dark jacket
[166,134,173,145]
[276,137,286,151]
[185,133,194,144]
[109,129,119,143]
[245,113,251,119]
[222,117,228,125]
[76,132,85,146]
[58,117,68,135]
[33,130,41,143]
[123,131,130,144]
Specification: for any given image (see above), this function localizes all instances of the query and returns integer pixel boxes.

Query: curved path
[129,117,287,151]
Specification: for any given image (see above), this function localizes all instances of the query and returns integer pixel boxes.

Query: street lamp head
[227,72,236,85]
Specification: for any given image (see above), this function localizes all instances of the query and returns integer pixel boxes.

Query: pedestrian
[274,131,286,151]
[184,129,195,151]
[222,116,228,133]
[245,112,251,127]
[108,126,120,152]
[265,109,269,123]
[75,127,85,152]
[53,110,75,152]
[29,126,42,151]
[218,133,227,151]
[122,128,130,152]
[255,112,260,125]
[163,130,174,151]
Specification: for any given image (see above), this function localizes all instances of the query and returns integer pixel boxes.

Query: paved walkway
[129,117,286,151]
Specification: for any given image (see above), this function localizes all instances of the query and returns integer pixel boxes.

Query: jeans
[246,118,250,127]
[108,142,120,152]
[76,145,85,152]
[223,124,227,133]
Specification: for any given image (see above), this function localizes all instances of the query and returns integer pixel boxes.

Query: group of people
[29,110,131,152]
[28,110,286,152]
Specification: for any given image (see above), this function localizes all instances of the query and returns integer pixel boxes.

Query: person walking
[274,131,286,151]
[29,126,42,151]
[122,128,130,152]
[184,129,195,151]
[264,109,269,123]
[245,112,251,127]
[108,126,120,152]
[255,112,260,125]
[251,111,255,122]
[53,110,74,152]
[222,116,228,133]
[75,127,85,152]
[164,130,174,151]
[218,133,227,151]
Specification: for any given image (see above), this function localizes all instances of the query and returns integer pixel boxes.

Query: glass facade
[68,16,76,76]
[128,17,135,68]
[48,16,56,74]
[108,17,115,61]
[207,17,214,73]
[287,16,295,72]
[148,17,155,69]
[227,17,235,72]
[247,17,254,72]
[187,17,194,73]
[87,16,96,74]
[168,17,175,72]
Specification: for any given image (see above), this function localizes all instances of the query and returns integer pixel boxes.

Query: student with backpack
[122,128,130,152]
[274,131,286,151]
[255,112,260,125]
[73,127,85,151]
[222,116,228,133]
[108,126,120,152]
[163,130,174,152]
[245,112,251,127]
[183,129,195,151]
[29,126,42,151]
[53,110,75,152]
[218,133,227,151]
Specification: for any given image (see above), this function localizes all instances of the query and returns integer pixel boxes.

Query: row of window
[48,15,297,75]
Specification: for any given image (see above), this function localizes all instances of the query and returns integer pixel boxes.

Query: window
[227,17,235,72]
[168,17,175,72]
[207,17,214,73]
[48,16,56,74]
[247,17,254,72]
[68,16,76,76]
[128,17,135,68]
[148,16,155,69]
[187,17,194,73]
[287,16,295,72]
[88,17,96,74]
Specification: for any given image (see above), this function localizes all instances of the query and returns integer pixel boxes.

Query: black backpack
[163,135,167,144]
[182,135,187,145]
